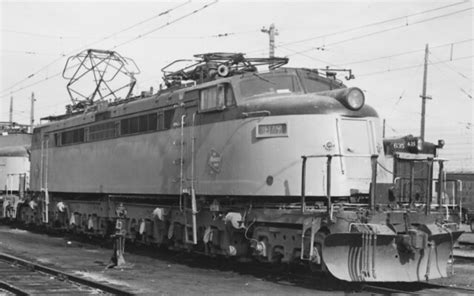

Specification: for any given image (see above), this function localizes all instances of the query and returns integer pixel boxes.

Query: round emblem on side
[208,149,222,174]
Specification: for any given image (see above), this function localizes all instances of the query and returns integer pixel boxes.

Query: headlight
[346,88,365,110]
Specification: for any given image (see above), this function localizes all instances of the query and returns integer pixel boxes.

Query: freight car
[445,172,474,230]
[16,51,462,282]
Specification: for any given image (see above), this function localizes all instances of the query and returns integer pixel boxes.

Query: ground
[0,225,338,295]
[0,225,472,295]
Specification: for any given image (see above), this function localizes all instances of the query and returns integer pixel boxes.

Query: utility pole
[30,92,35,133]
[420,44,431,141]
[261,23,278,59]
[9,96,13,124]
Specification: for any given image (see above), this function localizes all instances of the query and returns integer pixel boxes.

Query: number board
[256,123,288,138]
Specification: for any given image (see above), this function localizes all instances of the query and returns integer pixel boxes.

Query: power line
[284,6,473,59]
[358,55,474,77]
[263,1,469,52]
[388,62,425,118]
[429,52,472,81]
[0,1,191,96]
[340,39,473,66]
[428,56,472,100]
[111,1,218,49]
[0,1,218,100]
[0,72,63,99]
[107,1,191,38]
[0,49,66,57]
[1,29,70,39]
[278,45,337,66]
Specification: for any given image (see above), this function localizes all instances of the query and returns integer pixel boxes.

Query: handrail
[179,114,186,212]
[300,154,379,215]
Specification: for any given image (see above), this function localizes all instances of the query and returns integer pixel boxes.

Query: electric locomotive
[17,51,462,282]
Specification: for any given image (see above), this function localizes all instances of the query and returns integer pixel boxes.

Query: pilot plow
[322,230,463,282]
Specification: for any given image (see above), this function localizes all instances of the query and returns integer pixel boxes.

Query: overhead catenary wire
[284,6,473,59]
[0,49,67,56]
[386,62,425,119]
[429,61,472,99]
[0,63,81,99]
[111,0,219,49]
[278,45,337,66]
[2,28,259,44]
[0,1,218,100]
[247,0,469,55]
[0,29,71,39]
[339,39,473,66]
[0,1,192,96]
[429,52,473,81]
[357,55,474,77]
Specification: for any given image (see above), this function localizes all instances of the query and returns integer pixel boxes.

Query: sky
[0,0,473,172]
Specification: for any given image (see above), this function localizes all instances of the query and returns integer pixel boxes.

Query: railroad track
[0,252,133,295]
[362,282,474,295]
[2,223,474,295]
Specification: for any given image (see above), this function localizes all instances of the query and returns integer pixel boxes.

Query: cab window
[302,76,332,92]
[239,74,301,99]
[199,84,233,112]
[300,71,344,92]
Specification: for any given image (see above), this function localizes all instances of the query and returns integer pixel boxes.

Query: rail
[0,252,133,295]
[300,154,379,216]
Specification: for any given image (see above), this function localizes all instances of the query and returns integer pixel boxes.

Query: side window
[120,113,158,135]
[121,118,130,135]
[199,84,228,112]
[163,109,175,129]
[157,112,164,130]
[61,128,84,145]
[184,90,199,102]
[89,121,116,141]
[129,117,139,134]
[54,133,61,147]
[148,113,157,131]
[225,84,235,106]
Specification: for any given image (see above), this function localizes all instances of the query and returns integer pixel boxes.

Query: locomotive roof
[0,145,30,157]
[36,67,378,133]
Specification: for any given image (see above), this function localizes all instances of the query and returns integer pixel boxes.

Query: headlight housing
[346,88,365,110]
[315,87,365,110]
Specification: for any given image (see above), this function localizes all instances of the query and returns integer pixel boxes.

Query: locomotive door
[337,118,375,179]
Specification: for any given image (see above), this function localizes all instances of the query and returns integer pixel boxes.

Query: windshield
[300,73,345,93]
[239,74,302,99]
[302,76,332,92]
